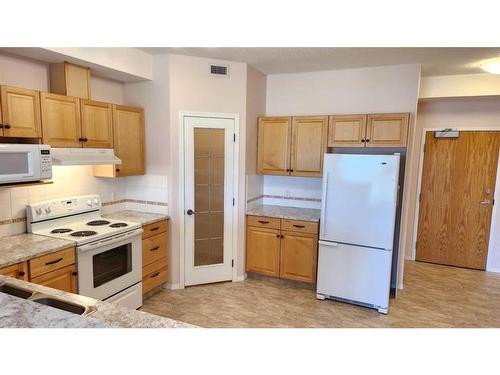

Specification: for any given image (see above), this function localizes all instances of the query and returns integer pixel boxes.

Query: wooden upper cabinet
[0,86,41,138]
[40,92,82,147]
[328,115,367,147]
[113,105,145,176]
[290,116,327,177]
[80,99,113,148]
[365,113,409,147]
[50,62,91,99]
[257,117,291,175]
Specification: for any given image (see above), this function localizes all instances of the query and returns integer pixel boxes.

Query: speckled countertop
[0,275,195,328]
[103,210,169,225]
[246,205,321,222]
[0,234,76,269]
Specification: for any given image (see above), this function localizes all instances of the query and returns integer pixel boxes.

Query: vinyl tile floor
[140,260,500,327]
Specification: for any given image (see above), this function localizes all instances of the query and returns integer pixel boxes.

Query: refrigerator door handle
[319,240,338,247]
[320,170,329,236]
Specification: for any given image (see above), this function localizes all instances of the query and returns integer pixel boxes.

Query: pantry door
[184,116,235,286]
[416,131,500,270]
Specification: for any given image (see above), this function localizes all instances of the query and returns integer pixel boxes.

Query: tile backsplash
[0,165,168,237]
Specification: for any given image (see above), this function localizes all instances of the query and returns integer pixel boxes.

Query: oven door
[0,147,40,184]
[77,228,142,301]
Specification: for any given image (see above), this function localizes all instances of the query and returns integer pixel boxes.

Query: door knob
[480,199,492,206]
[186,209,195,215]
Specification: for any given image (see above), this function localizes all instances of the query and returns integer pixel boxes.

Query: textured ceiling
[139,47,500,76]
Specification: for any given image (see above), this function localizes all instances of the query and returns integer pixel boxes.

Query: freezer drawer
[316,241,392,313]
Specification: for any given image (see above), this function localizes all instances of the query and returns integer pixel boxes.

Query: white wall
[414,97,500,272]
[420,73,500,99]
[0,53,48,91]
[168,54,248,286]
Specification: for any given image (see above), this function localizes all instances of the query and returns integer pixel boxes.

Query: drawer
[142,257,168,294]
[29,247,76,278]
[247,215,281,229]
[281,219,318,234]
[142,233,168,267]
[142,219,168,239]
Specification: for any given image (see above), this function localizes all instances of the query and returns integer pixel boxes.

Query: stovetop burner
[86,220,111,226]
[51,228,73,234]
[109,222,128,228]
[70,230,98,237]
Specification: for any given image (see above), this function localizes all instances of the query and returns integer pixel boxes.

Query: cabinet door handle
[72,271,78,276]
[4,124,11,129]
[276,234,280,238]
[150,227,160,231]
[293,224,305,228]
[257,220,270,224]
[280,235,284,238]
[115,168,120,172]
[45,257,63,266]
[18,271,25,277]
[83,138,88,142]
[151,272,161,278]
[150,246,160,251]
[365,139,370,143]
[0,124,3,128]
[79,138,84,142]
[361,139,366,143]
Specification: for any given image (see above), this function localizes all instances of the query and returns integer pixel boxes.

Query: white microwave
[0,144,52,184]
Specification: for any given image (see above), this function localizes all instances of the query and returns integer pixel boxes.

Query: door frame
[411,127,500,272]
[178,111,240,288]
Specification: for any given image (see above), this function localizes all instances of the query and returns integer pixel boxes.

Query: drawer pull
[293,224,305,228]
[150,246,160,251]
[18,271,25,276]
[151,272,161,278]
[258,220,270,224]
[45,257,63,266]
[150,227,160,231]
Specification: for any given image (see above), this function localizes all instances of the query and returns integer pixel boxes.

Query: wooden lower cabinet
[142,219,169,295]
[280,232,318,283]
[246,216,319,283]
[246,226,281,277]
[0,261,29,281]
[30,264,77,294]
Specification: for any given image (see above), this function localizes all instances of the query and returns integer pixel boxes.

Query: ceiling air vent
[209,63,229,77]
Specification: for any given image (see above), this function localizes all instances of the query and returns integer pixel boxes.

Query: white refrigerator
[316,153,400,314]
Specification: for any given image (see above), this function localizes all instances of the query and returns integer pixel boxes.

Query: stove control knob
[87,199,92,206]
[36,208,42,215]
[93,198,99,205]
[45,206,51,214]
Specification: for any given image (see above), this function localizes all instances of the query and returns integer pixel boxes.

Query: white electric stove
[27,195,143,309]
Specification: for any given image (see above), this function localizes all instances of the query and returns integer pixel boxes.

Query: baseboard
[164,283,182,290]
[486,267,500,273]
[233,274,247,282]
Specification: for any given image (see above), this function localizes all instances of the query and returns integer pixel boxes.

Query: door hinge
[232,197,235,206]
[419,193,421,202]
[231,259,234,268]
[493,199,496,206]
[233,133,236,142]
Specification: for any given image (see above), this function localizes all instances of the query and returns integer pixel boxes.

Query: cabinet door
[257,117,291,175]
[113,105,145,176]
[30,264,77,293]
[290,116,327,177]
[327,115,367,147]
[280,232,318,283]
[40,92,82,147]
[246,226,280,276]
[80,99,113,148]
[365,113,409,147]
[0,86,41,138]
[0,262,29,281]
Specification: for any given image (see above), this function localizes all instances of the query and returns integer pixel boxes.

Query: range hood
[51,148,122,166]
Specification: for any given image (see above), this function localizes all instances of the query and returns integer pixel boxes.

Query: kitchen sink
[30,296,96,317]
[0,284,34,299]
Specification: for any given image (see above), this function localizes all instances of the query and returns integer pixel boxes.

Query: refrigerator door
[316,241,392,312]
[320,154,400,249]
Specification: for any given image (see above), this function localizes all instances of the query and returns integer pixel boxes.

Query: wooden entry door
[416,131,500,270]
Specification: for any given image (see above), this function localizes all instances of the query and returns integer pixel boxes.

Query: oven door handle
[77,228,143,252]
